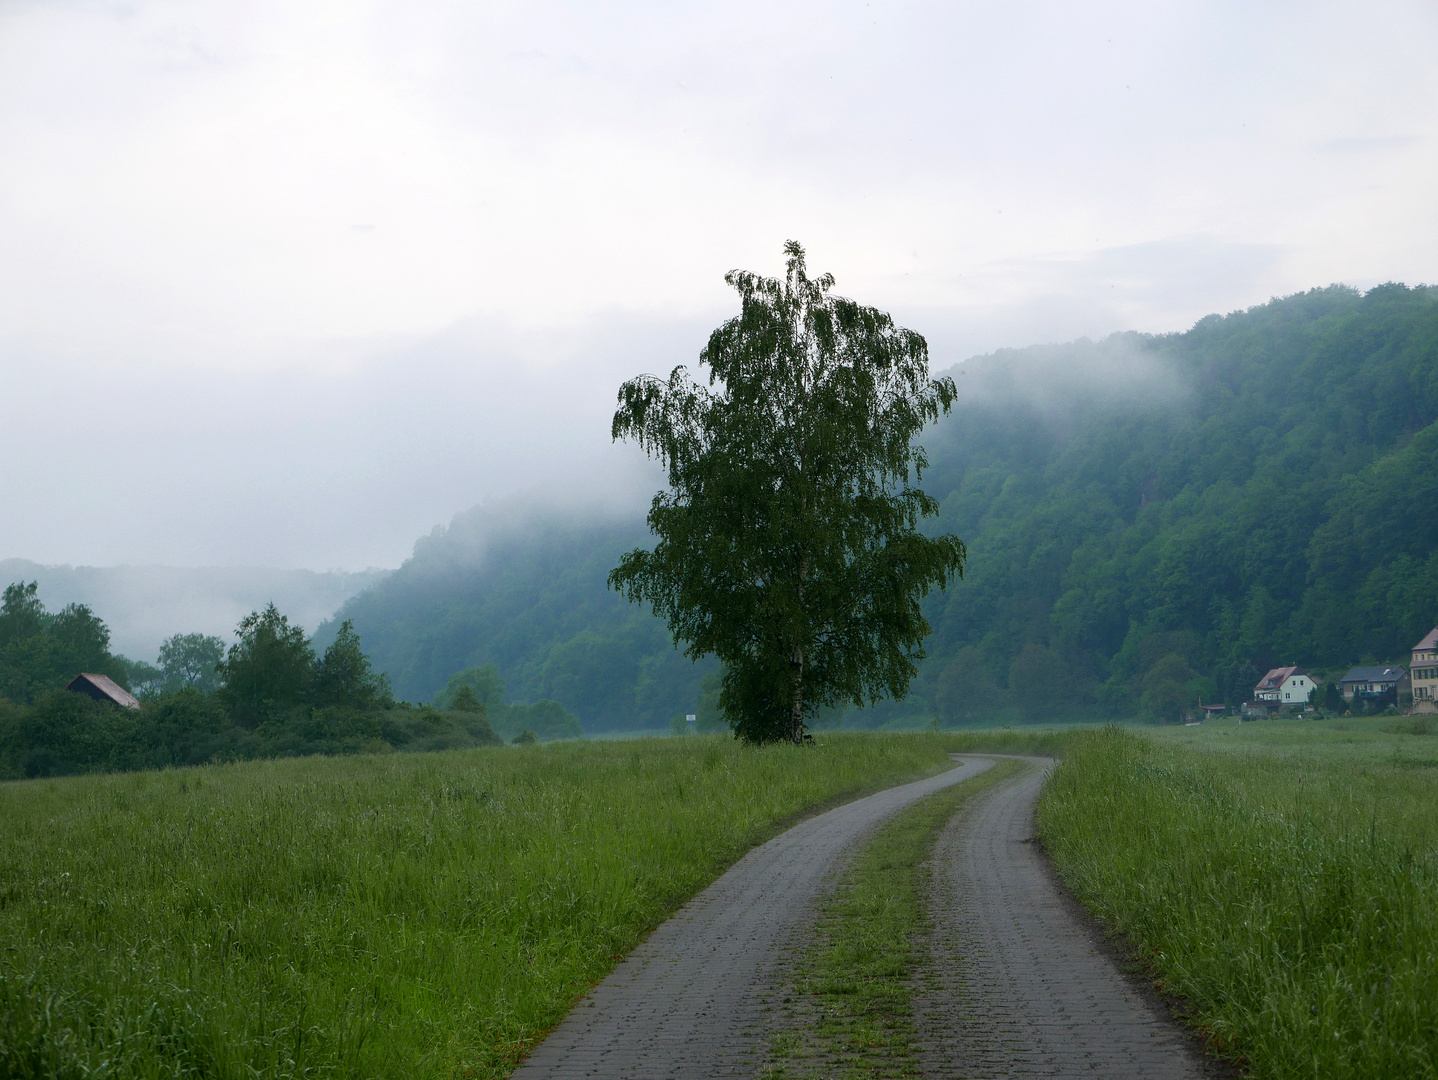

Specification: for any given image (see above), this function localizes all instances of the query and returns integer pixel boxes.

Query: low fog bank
[0,560,389,661]
[393,484,656,587]
[940,332,1190,424]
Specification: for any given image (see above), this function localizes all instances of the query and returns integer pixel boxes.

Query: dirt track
[512,756,996,1079]
[515,756,1208,1078]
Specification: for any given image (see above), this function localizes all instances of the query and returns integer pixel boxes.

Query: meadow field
[0,733,967,1079]
[950,717,1438,1079]
[8,719,1438,1080]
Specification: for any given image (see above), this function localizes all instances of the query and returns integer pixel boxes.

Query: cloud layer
[2,0,1435,567]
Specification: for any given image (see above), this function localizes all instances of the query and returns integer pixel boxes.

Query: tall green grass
[0,733,964,1079]
[1038,726,1438,1078]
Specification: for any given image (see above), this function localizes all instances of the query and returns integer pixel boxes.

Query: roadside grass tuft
[765,756,1025,1078]
[0,732,965,1080]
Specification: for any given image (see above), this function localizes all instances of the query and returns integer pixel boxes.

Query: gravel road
[512,755,997,1079]
[914,756,1208,1078]
[516,755,1210,1078]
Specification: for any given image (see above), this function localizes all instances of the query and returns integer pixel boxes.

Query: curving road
[515,755,1209,1078]
[512,756,997,1079]
[915,756,1207,1078]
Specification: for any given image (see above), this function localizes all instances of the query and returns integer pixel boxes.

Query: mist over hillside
[0,561,388,661]
[328,282,1438,730]
[315,498,713,732]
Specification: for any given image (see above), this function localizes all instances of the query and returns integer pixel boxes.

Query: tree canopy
[609,242,966,742]
[0,582,123,704]
[157,632,225,694]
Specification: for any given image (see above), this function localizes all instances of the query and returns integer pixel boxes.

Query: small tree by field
[609,242,966,744]
[312,619,393,710]
[218,603,314,725]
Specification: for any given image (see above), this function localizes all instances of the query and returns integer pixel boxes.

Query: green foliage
[115,655,164,698]
[432,664,580,741]
[610,242,966,743]
[445,685,503,747]
[511,728,537,745]
[217,603,314,725]
[902,281,1438,724]
[312,618,393,710]
[157,632,226,694]
[433,663,507,711]
[0,600,511,780]
[316,508,713,733]
[1321,679,1345,712]
[0,581,126,704]
[934,646,1006,725]
[449,683,481,711]
[694,670,727,733]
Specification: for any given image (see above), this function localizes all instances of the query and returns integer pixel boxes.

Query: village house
[1411,628,1438,702]
[1338,665,1409,704]
[1253,665,1314,706]
[65,672,141,710]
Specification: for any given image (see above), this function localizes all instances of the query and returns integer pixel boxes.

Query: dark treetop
[609,241,966,743]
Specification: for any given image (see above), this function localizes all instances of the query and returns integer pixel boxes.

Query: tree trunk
[789,551,809,745]
[789,642,805,744]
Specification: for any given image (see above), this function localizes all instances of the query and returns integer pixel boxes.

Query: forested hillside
[315,506,716,731]
[328,282,1438,729]
[913,282,1438,723]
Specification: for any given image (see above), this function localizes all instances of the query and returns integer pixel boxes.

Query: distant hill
[328,282,1438,729]
[0,561,388,660]
[315,500,712,732]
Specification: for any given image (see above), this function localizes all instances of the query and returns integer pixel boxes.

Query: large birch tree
[609,242,966,743]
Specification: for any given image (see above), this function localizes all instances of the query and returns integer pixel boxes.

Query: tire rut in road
[914,757,1208,1078]
[512,756,996,1079]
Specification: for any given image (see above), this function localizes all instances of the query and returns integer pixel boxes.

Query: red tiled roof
[1255,665,1302,691]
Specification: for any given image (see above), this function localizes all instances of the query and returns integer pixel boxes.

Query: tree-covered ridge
[325,282,1438,728]
[316,503,715,732]
[913,282,1438,721]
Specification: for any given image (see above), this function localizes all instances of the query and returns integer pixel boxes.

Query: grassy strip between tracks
[764,755,1027,1079]
[0,732,974,1080]
[1038,725,1438,1079]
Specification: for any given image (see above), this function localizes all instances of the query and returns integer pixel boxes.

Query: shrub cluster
[0,587,578,780]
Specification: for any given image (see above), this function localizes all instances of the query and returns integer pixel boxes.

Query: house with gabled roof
[1253,666,1314,706]
[1339,665,1409,703]
[65,673,141,710]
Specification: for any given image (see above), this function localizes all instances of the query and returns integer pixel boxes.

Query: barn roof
[65,673,141,710]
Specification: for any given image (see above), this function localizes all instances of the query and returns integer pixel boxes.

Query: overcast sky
[3,0,1436,570]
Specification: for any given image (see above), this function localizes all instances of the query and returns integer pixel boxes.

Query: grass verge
[0,732,967,1080]
[764,755,1027,1078]
[1039,725,1438,1079]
